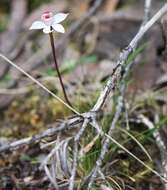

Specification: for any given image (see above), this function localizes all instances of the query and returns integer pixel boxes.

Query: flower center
[45,15,50,19]
[41,11,53,25]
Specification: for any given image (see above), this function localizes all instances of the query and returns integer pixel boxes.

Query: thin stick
[0,115,83,153]
[49,32,72,107]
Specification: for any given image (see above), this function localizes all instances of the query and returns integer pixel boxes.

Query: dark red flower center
[44,14,50,19]
[41,11,53,22]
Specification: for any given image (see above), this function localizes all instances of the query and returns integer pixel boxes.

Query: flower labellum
[29,11,68,34]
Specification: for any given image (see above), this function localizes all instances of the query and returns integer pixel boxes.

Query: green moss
[0,79,100,138]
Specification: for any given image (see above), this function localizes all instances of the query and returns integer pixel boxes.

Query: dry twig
[143,0,153,24]
[139,115,167,180]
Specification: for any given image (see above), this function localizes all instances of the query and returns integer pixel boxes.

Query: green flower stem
[49,32,72,107]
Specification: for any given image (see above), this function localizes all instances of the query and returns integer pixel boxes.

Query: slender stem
[49,32,72,107]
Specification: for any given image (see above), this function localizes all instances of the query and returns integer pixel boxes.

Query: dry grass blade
[44,165,59,190]
[104,134,167,183]
[59,140,71,177]
[42,138,72,188]
[118,128,152,161]
[98,169,114,189]
[106,176,122,190]
[139,114,167,179]
[0,53,80,115]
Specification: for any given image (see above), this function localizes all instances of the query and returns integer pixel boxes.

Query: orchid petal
[52,24,65,33]
[29,21,46,30]
[53,13,68,24]
[43,26,52,33]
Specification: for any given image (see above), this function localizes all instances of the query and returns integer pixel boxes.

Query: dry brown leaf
[80,135,99,156]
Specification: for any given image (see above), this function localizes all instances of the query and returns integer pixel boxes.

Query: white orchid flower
[29,11,68,34]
